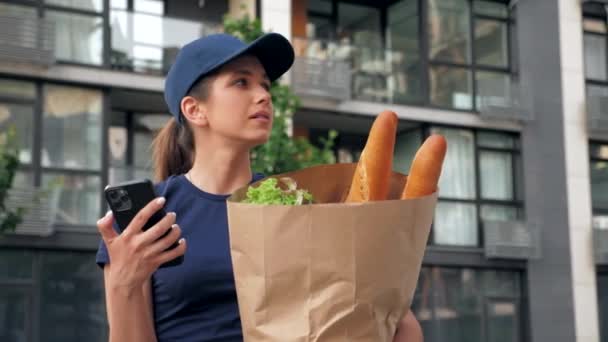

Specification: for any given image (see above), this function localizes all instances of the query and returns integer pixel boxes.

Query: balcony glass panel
[110,10,222,74]
[475,19,508,68]
[584,33,607,81]
[45,0,103,13]
[428,0,471,63]
[47,10,104,65]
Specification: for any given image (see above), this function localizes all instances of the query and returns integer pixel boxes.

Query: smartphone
[104,179,184,268]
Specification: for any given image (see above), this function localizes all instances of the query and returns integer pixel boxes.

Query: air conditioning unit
[483,220,541,260]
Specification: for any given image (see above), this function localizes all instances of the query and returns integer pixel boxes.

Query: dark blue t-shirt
[96,173,264,341]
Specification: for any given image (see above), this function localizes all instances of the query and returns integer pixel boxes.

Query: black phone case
[104,179,183,268]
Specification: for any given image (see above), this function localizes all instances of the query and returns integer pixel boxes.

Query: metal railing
[110,10,222,75]
[291,37,409,103]
[4,186,61,236]
[483,220,541,259]
[477,76,534,122]
[0,11,55,66]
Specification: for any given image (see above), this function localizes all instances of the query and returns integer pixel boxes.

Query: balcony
[477,76,533,122]
[4,186,61,236]
[0,9,55,66]
[292,37,409,103]
[110,10,222,75]
[482,220,541,260]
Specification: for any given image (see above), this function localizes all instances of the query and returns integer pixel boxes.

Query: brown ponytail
[152,117,195,182]
[152,72,216,181]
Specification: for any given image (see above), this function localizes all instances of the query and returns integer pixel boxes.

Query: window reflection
[413,267,521,341]
[43,85,102,170]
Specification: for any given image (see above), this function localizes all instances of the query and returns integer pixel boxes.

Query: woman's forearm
[104,267,157,342]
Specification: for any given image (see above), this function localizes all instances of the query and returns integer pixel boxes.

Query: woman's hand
[97,197,187,296]
[393,310,423,342]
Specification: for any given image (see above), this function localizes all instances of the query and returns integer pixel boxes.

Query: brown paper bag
[227,163,437,342]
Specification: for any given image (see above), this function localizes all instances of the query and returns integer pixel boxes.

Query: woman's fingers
[97,211,117,243]
[123,197,166,237]
[153,237,187,267]
[146,223,183,256]
[139,212,177,245]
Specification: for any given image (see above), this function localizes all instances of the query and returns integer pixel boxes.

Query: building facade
[0,0,605,341]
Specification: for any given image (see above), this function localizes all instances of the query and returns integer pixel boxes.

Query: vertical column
[517,0,577,341]
[559,0,600,341]
[260,0,292,40]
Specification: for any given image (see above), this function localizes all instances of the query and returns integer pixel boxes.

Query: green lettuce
[243,177,314,205]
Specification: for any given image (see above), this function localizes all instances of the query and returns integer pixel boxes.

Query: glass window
[586,84,608,122]
[0,287,30,342]
[481,270,520,297]
[477,131,516,149]
[387,0,422,104]
[480,151,513,200]
[481,204,519,222]
[591,143,608,159]
[432,127,476,199]
[584,34,607,81]
[475,19,508,68]
[110,0,127,9]
[45,0,104,12]
[0,79,36,100]
[591,161,608,210]
[434,202,478,246]
[47,11,104,65]
[0,250,33,280]
[428,0,471,63]
[0,3,38,17]
[413,267,521,342]
[309,0,332,15]
[338,3,381,48]
[584,18,607,34]
[42,85,102,170]
[108,112,128,167]
[473,1,508,18]
[42,173,101,225]
[134,0,164,15]
[13,170,34,188]
[39,251,107,341]
[486,300,517,342]
[514,154,524,202]
[430,66,473,109]
[476,71,512,109]
[0,103,35,164]
[394,129,422,175]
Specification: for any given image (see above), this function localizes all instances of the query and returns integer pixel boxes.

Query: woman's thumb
[97,211,117,242]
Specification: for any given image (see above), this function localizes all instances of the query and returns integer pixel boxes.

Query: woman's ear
[180,96,208,127]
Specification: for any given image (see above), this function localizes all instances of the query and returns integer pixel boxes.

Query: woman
[96,33,423,342]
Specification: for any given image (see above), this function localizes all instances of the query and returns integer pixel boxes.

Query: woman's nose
[255,86,271,104]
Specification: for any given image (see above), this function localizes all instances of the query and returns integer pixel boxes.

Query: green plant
[223,13,338,175]
[0,126,25,234]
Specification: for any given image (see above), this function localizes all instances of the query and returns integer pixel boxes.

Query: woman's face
[201,55,273,147]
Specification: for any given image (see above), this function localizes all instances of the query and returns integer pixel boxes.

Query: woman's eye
[262,83,271,91]
[235,79,247,86]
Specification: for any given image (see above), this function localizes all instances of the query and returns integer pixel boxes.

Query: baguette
[401,134,447,199]
[345,110,398,202]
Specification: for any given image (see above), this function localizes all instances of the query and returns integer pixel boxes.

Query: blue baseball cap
[164,33,295,123]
